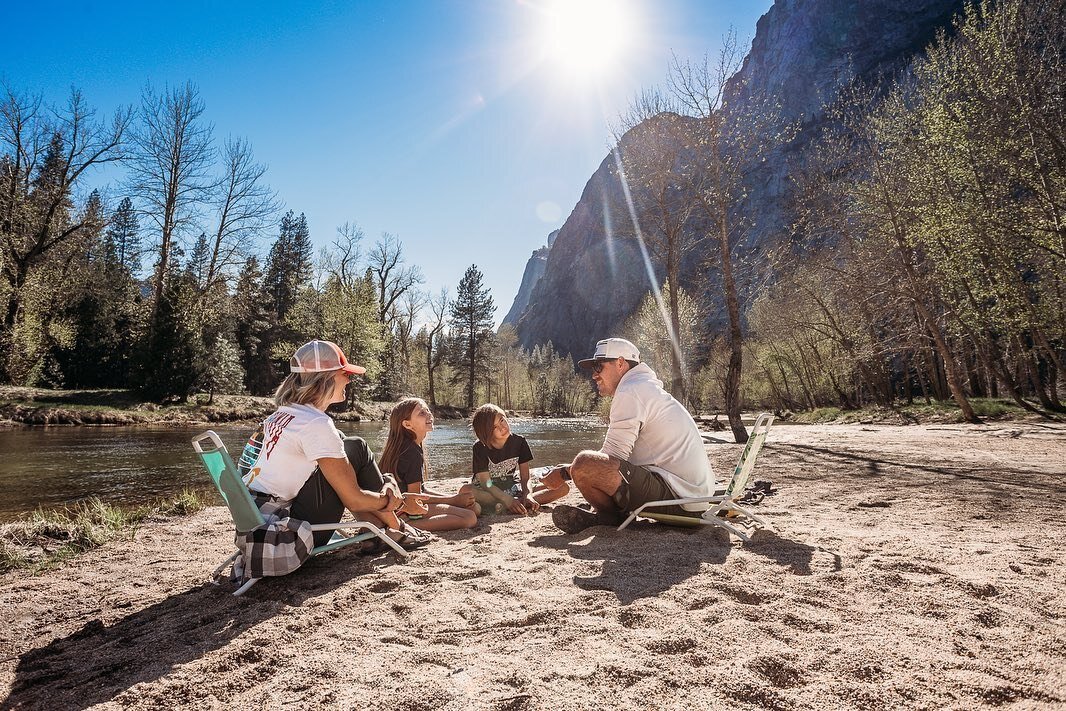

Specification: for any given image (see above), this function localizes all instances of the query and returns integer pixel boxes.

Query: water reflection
[0,418,606,521]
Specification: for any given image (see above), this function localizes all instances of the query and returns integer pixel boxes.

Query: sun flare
[540,0,635,81]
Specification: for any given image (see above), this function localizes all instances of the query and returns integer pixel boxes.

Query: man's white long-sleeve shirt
[601,363,715,510]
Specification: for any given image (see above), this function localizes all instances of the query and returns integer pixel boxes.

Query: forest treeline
[0,78,594,412]
[0,0,1061,421]
[749,0,1064,421]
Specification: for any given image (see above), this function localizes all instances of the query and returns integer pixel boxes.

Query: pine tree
[136,271,206,402]
[186,232,210,290]
[448,264,495,409]
[200,333,246,403]
[263,210,313,322]
[232,255,276,395]
[106,197,142,275]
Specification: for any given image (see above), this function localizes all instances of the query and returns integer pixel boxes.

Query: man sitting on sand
[540,338,716,533]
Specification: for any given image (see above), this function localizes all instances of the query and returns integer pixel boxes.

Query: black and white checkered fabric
[231,493,315,582]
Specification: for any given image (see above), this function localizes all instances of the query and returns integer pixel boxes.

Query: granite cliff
[501,230,557,328]
[509,0,967,359]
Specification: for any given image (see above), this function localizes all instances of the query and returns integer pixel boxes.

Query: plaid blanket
[231,493,315,583]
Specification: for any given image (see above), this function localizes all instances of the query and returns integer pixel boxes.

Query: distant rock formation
[502,230,557,328]
[514,0,967,360]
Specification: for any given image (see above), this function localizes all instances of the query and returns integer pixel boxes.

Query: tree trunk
[426,338,437,409]
[666,276,685,403]
[717,214,748,443]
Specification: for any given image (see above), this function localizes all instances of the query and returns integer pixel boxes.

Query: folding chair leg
[232,578,259,596]
[211,551,240,583]
[703,516,753,542]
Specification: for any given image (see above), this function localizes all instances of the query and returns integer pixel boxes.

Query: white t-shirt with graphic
[243,403,346,500]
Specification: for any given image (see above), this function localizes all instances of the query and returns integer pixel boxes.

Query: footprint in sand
[367,579,400,594]
[747,655,805,688]
[646,637,698,654]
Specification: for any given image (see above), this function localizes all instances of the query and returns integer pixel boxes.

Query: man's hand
[518,495,540,514]
[506,498,528,515]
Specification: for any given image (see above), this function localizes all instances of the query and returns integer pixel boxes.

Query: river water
[0,418,607,521]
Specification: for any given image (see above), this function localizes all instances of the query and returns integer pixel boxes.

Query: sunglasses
[591,359,616,375]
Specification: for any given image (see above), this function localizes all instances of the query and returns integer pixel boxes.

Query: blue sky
[2,0,772,324]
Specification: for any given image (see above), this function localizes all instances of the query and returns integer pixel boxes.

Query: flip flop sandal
[752,480,776,495]
[393,531,433,551]
[393,522,434,550]
[738,489,765,505]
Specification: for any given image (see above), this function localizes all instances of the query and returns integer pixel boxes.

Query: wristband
[484,479,493,488]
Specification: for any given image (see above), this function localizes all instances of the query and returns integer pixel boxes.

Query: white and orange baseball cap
[290,340,366,375]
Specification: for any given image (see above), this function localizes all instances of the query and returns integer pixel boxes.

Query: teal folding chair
[617,413,776,541]
[192,430,406,595]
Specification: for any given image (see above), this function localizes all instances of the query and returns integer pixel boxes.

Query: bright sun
[540,0,635,81]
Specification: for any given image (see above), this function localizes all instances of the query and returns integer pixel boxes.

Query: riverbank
[1,422,1063,709]
[0,387,457,427]
[2,386,1049,429]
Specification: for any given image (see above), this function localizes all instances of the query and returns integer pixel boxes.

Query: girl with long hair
[379,398,479,531]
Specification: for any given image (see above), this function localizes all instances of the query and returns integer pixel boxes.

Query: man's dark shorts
[611,461,703,519]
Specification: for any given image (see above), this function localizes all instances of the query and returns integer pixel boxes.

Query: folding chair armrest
[191,430,224,453]
[307,520,407,556]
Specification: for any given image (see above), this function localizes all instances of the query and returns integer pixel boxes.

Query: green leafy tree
[0,87,131,381]
[200,333,246,403]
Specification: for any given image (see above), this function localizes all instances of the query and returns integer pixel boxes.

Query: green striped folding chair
[616,413,775,541]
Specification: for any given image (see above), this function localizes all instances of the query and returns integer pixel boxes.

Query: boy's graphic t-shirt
[471,434,533,485]
[395,442,426,490]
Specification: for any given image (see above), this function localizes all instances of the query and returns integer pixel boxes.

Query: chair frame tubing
[616,413,775,541]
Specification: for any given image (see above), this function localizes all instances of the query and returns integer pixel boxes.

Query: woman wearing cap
[239,340,431,549]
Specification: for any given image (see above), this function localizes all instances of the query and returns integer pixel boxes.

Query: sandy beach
[1,421,1064,710]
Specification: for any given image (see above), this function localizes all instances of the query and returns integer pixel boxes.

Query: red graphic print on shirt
[263,412,295,459]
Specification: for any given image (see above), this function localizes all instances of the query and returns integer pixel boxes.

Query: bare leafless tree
[611,90,701,401]
[368,232,424,326]
[128,82,215,326]
[424,288,448,408]
[665,31,789,442]
[202,136,278,292]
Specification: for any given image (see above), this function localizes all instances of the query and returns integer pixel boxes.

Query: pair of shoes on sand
[363,522,434,553]
[552,504,623,534]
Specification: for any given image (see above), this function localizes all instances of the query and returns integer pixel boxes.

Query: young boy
[470,404,570,515]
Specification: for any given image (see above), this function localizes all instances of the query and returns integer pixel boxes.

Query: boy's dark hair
[472,403,506,445]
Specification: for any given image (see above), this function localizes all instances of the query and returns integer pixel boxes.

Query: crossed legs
[568,450,624,518]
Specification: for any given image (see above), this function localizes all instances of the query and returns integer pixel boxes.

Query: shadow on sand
[0,552,391,710]
[530,523,833,605]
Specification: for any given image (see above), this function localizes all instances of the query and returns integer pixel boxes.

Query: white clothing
[244,404,346,500]
[601,363,715,511]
